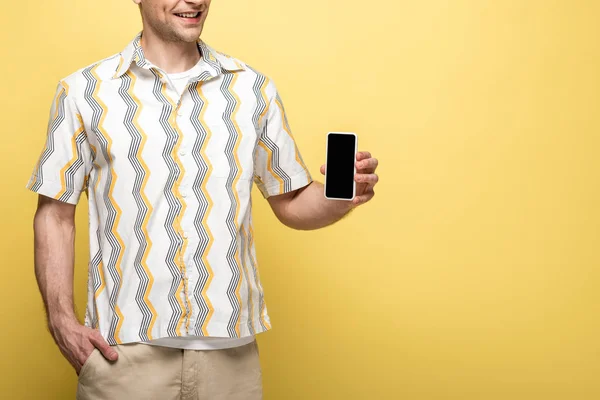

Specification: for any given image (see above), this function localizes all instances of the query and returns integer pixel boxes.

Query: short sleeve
[25,81,93,205]
[253,81,312,198]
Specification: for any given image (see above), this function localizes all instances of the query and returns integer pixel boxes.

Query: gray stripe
[247,225,267,332]
[31,85,68,192]
[261,127,293,192]
[151,69,188,337]
[240,223,255,335]
[220,73,242,337]
[82,65,123,346]
[119,72,156,342]
[188,79,215,336]
[57,131,87,203]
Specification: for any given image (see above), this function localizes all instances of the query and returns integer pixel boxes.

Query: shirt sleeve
[253,81,313,198]
[25,80,93,205]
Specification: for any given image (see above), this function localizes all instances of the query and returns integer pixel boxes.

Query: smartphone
[324,132,358,201]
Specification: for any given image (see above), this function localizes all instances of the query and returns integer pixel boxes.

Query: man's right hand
[49,318,119,375]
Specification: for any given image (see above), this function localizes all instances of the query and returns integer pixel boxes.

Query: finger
[352,190,375,206]
[354,173,379,185]
[89,331,118,361]
[356,157,378,172]
[320,164,325,175]
[356,151,372,161]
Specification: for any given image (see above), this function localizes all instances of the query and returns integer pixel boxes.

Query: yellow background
[1,0,599,399]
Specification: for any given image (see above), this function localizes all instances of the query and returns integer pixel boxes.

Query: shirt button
[183,232,188,239]
[180,149,187,156]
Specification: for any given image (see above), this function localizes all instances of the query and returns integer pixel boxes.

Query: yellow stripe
[252,77,274,192]
[249,225,271,329]
[258,141,284,193]
[56,113,85,200]
[93,263,104,329]
[240,225,255,330]
[175,278,186,334]
[160,79,192,335]
[91,65,125,344]
[256,79,287,193]
[196,83,216,336]
[253,174,265,186]
[253,75,268,191]
[127,70,158,340]
[90,143,107,329]
[228,74,244,337]
[257,77,270,128]
[29,83,68,190]
[113,55,124,79]
[274,97,311,183]
[53,84,66,120]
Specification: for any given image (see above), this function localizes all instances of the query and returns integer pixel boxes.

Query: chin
[178,29,203,42]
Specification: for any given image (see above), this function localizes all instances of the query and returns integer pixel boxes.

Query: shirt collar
[112,32,245,79]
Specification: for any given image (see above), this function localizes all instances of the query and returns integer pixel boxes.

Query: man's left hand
[320,151,379,207]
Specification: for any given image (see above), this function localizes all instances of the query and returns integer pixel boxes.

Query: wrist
[48,312,79,334]
[340,199,356,213]
[326,198,355,218]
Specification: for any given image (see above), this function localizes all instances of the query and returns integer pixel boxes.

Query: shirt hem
[95,317,272,346]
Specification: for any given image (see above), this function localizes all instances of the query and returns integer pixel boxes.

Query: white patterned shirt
[26,32,312,347]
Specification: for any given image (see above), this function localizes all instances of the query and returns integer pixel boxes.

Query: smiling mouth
[174,12,201,19]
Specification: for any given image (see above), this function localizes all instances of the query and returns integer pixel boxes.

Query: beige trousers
[76,341,262,400]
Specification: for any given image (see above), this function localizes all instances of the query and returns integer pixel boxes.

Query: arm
[34,195,78,331]
[267,181,353,230]
[254,81,379,229]
[27,81,116,374]
[268,151,379,230]
[33,195,118,374]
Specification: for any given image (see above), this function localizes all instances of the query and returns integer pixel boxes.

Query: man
[26,0,379,398]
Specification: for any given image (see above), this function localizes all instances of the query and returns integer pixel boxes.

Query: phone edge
[323,131,357,201]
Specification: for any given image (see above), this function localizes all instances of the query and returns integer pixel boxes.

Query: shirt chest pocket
[203,122,257,180]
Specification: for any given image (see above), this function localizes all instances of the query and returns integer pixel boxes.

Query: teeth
[176,12,199,18]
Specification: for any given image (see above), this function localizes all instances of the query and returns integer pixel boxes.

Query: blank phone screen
[325,133,356,199]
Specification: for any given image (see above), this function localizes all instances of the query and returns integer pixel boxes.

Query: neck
[139,29,201,74]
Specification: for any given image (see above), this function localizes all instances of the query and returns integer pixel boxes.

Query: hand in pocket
[50,320,118,375]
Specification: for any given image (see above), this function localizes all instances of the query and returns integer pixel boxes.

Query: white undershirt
[141,60,255,350]
[167,62,204,97]
[145,334,256,350]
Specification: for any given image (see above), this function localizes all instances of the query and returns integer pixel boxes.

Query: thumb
[320,164,325,175]
[90,332,118,361]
